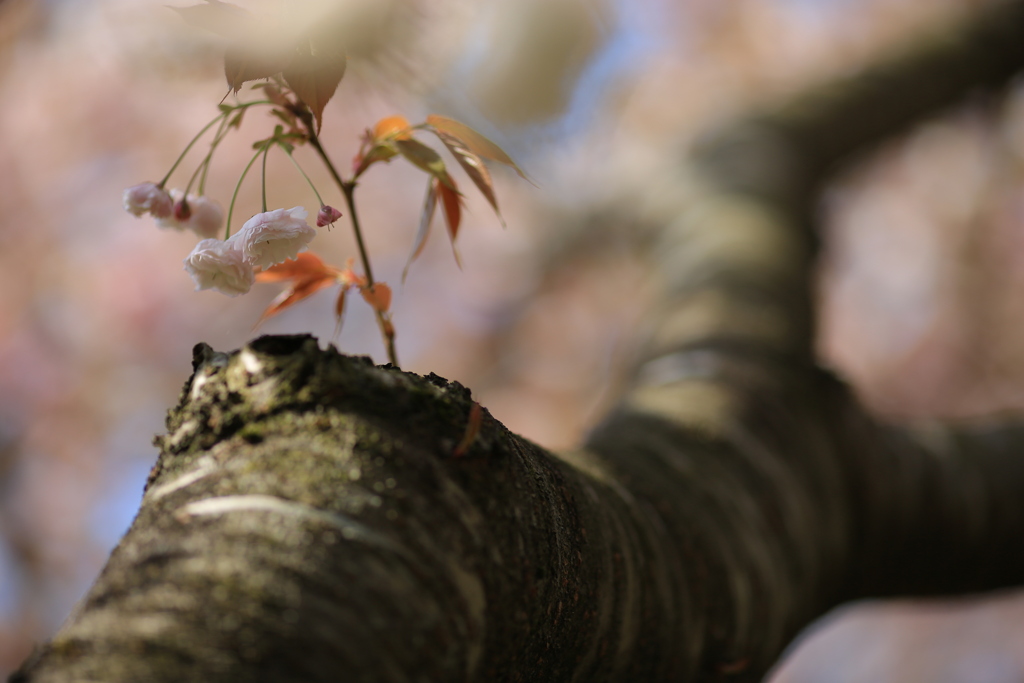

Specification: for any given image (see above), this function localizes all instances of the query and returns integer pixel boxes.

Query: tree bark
[13,1,1024,681]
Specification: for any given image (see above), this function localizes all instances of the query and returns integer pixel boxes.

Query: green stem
[197,114,233,196]
[184,158,205,199]
[305,119,398,366]
[282,145,325,206]
[307,133,375,284]
[159,113,224,188]
[339,182,376,284]
[225,145,267,240]
[158,100,275,189]
[260,145,270,213]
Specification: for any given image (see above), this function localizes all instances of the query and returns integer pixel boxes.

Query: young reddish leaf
[255,275,337,327]
[395,139,456,190]
[333,287,348,337]
[361,283,392,313]
[436,177,464,269]
[352,143,398,178]
[282,35,347,133]
[255,81,291,108]
[453,402,483,457]
[255,252,335,282]
[352,117,410,177]
[338,259,368,288]
[426,115,528,180]
[373,115,412,141]
[402,180,438,283]
[432,131,504,227]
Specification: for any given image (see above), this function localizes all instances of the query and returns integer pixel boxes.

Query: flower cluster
[183,207,316,296]
[125,181,317,297]
[123,183,224,239]
[156,189,224,239]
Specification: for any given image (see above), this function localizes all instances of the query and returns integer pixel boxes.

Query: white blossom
[123,182,173,218]
[156,190,225,238]
[183,238,254,297]
[235,207,316,268]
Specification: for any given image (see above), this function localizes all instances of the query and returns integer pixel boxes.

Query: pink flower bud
[173,198,192,222]
[316,205,343,227]
[123,182,173,218]
[156,190,224,238]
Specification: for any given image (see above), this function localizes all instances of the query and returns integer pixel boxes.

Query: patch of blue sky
[88,406,164,550]
[89,456,153,549]
[0,539,24,621]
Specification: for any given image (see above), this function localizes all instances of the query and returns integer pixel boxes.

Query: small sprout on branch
[123,2,528,367]
[254,254,393,341]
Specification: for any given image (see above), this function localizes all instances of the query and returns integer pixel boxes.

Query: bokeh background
[2,0,1024,679]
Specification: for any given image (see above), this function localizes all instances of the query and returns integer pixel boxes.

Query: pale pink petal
[157,190,224,238]
[183,238,254,297]
[236,207,317,268]
[123,182,173,218]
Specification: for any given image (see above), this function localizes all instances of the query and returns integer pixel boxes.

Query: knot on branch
[151,335,499,490]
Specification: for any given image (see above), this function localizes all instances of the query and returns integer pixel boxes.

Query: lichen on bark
[26,334,729,682]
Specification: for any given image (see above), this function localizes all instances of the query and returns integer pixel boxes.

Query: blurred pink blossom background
[1,0,1024,680]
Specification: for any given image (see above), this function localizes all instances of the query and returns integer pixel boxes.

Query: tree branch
[14,1,1024,681]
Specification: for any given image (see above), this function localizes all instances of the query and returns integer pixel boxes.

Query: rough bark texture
[13,1,1024,681]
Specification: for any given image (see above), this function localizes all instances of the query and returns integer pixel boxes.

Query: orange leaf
[333,287,347,337]
[361,282,392,313]
[432,130,503,227]
[255,276,337,327]
[426,115,528,180]
[402,180,438,283]
[352,142,398,178]
[339,260,368,288]
[373,115,412,141]
[436,177,463,269]
[395,139,456,191]
[255,252,335,282]
[453,402,483,457]
[282,33,347,133]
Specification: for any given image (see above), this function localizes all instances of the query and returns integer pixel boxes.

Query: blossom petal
[236,207,317,268]
[123,182,173,218]
[156,190,225,238]
[183,238,254,297]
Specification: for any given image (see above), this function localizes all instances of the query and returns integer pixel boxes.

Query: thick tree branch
[14,1,1024,682]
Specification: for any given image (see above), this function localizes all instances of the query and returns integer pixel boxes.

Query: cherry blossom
[183,238,254,296]
[235,207,317,268]
[156,190,225,238]
[122,182,173,218]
